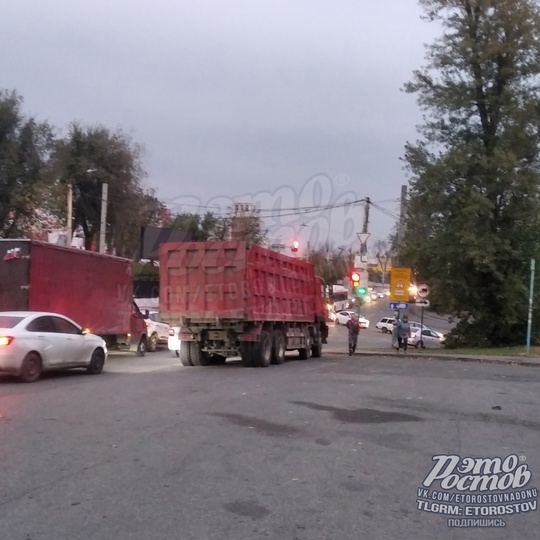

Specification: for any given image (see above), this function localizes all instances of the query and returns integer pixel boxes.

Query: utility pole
[361,197,371,256]
[67,183,73,247]
[363,198,371,232]
[396,185,407,262]
[99,183,109,254]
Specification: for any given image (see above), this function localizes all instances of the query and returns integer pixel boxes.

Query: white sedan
[335,311,370,329]
[0,311,108,383]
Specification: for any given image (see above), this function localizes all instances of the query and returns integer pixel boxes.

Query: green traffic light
[356,286,367,296]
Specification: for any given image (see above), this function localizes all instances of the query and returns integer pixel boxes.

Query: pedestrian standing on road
[396,315,411,353]
[346,314,361,356]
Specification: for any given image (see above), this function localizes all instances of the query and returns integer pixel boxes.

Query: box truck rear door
[0,241,31,310]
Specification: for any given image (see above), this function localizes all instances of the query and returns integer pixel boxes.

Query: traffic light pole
[420,306,424,348]
[526,259,535,354]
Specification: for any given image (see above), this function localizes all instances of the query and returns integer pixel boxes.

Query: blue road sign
[389,302,408,310]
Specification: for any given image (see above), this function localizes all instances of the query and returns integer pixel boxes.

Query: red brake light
[0,336,14,346]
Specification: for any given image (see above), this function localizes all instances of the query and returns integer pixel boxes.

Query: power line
[163,198,367,218]
[371,198,401,205]
[371,202,401,221]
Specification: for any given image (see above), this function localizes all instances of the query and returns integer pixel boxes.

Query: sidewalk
[323,344,540,368]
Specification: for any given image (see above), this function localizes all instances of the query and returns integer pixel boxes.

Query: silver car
[0,312,108,383]
[408,328,445,349]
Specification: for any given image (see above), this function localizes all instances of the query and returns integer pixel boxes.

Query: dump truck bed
[160,241,317,324]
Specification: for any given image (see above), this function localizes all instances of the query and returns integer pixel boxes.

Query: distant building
[230,203,256,241]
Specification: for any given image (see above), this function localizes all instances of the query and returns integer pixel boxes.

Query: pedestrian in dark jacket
[396,315,411,353]
[346,314,361,355]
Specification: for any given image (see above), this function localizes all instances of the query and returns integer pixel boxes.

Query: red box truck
[0,240,148,355]
[159,241,329,367]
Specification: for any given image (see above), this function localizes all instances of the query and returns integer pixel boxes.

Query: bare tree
[372,239,392,286]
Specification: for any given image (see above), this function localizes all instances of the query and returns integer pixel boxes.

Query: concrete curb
[324,348,540,368]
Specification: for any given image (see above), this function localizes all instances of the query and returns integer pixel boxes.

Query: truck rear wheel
[311,341,322,358]
[189,342,213,366]
[240,342,254,367]
[272,330,286,364]
[179,343,193,366]
[298,333,312,360]
[253,331,272,367]
[311,328,322,358]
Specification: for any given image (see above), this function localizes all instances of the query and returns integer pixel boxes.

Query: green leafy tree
[170,211,229,241]
[0,90,55,237]
[401,0,540,346]
[53,124,160,256]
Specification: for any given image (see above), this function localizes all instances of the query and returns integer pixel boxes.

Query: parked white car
[408,328,445,348]
[335,311,370,329]
[0,311,107,383]
[143,311,171,352]
[409,321,436,333]
[168,326,181,357]
[375,317,396,333]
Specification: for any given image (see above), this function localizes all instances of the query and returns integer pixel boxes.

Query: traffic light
[291,240,300,253]
[356,286,367,297]
[351,272,360,288]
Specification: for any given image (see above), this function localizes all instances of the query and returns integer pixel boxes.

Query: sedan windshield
[0,315,25,328]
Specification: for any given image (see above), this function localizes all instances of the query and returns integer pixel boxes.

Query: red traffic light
[291,240,300,252]
[351,272,360,282]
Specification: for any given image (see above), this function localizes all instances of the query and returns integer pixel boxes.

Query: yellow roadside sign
[390,267,412,302]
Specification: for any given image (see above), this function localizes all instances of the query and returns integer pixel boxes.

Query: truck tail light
[0,336,14,346]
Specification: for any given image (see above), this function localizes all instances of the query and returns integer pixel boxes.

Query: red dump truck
[0,239,148,355]
[159,241,329,367]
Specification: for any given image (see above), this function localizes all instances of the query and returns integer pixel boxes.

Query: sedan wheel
[20,353,42,383]
[148,333,158,353]
[87,349,105,374]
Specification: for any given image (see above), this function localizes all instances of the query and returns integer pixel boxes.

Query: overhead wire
[163,198,367,217]
[371,202,402,222]
[76,188,404,225]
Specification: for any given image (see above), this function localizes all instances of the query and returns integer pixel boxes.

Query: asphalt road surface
[0,343,538,540]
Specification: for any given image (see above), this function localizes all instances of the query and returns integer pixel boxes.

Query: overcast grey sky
[2,0,440,253]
